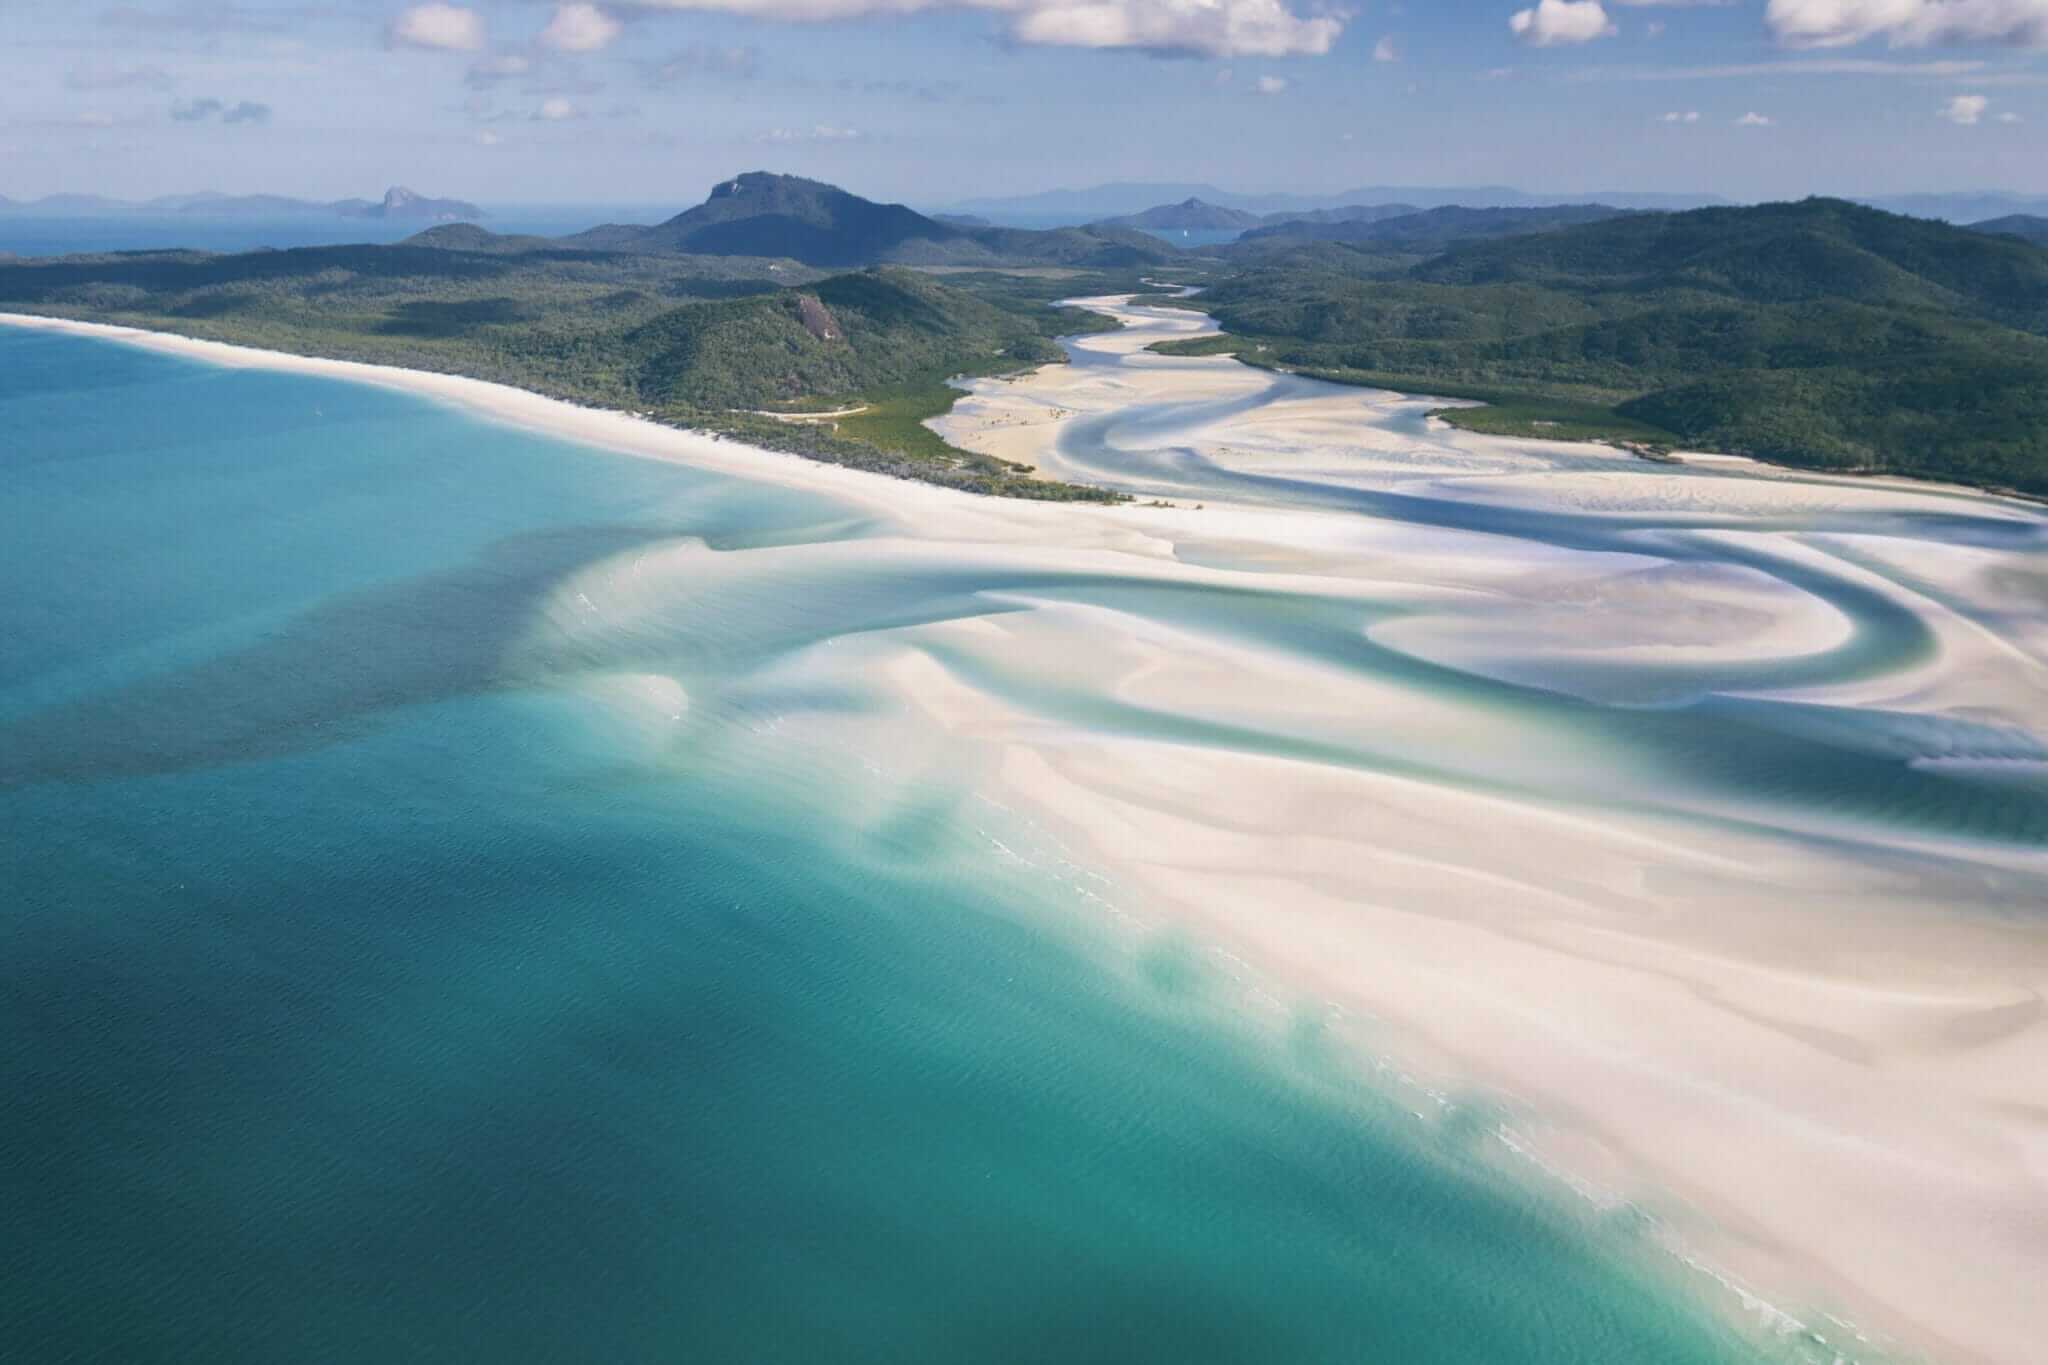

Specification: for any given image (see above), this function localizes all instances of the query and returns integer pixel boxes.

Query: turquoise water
[0,329,1803,1362]
[1045,336,2048,849]
[0,206,674,258]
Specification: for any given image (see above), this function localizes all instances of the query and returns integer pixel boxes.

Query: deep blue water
[0,328,1803,1363]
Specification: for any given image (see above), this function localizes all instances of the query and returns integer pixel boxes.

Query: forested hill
[1097,199,1268,231]
[1234,204,1628,252]
[0,227,1143,499]
[1971,214,2048,247]
[567,172,1177,269]
[1167,197,2048,496]
[1412,198,2048,328]
[621,267,1076,408]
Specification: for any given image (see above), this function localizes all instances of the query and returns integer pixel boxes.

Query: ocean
[0,206,675,259]
[0,326,1809,1362]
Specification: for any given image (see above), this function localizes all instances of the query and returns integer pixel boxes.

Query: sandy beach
[10,304,2048,1365]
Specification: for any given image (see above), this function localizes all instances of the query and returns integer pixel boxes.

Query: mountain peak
[708,171,832,202]
[332,186,482,221]
[564,170,1176,269]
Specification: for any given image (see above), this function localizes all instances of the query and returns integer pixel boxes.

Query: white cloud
[1764,0,2048,49]
[762,122,864,140]
[1373,33,1397,59]
[1736,110,1774,124]
[1509,0,1617,46]
[540,3,624,52]
[1254,73,1290,93]
[1658,108,1701,120]
[535,96,581,119]
[622,0,1343,57]
[1997,108,2023,119]
[477,129,503,145]
[389,3,486,51]
[1939,92,1990,121]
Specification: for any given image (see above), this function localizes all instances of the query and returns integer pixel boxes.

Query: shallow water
[0,327,1838,1362]
[1001,303,2048,852]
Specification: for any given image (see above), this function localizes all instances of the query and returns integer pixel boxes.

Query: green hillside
[1971,214,2048,247]
[1234,204,1629,253]
[1164,198,2048,496]
[0,236,1132,499]
[621,268,1068,408]
[1098,199,1268,231]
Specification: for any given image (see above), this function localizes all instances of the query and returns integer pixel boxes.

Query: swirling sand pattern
[6,309,2048,1362]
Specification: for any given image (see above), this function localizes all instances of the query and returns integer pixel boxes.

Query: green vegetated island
[5,172,2048,499]
[1169,198,2048,497]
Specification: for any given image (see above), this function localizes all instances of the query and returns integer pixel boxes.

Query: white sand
[13,306,2048,1365]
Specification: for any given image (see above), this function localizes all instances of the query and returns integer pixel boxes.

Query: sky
[3,0,2045,206]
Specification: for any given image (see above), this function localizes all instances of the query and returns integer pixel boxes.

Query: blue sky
[4,0,2044,204]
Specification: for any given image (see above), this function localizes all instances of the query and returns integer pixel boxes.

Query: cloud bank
[541,3,626,51]
[1764,0,2048,48]
[619,0,1342,57]
[389,3,487,52]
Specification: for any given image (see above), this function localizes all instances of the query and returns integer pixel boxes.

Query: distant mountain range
[0,187,483,221]
[1859,193,2048,224]
[1101,196,2048,256]
[1093,199,1432,233]
[944,183,1729,224]
[946,182,2048,227]
[1234,204,1633,252]
[1968,214,2048,246]
[551,172,1178,269]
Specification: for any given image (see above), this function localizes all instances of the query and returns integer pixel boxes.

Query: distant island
[0,186,484,222]
[1097,199,1270,232]
[945,182,2048,228]
[942,182,1731,222]
[1229,204,1630,251]
[1093,198,1426,234]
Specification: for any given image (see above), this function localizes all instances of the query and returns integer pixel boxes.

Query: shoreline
[12,308,2048,1364]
